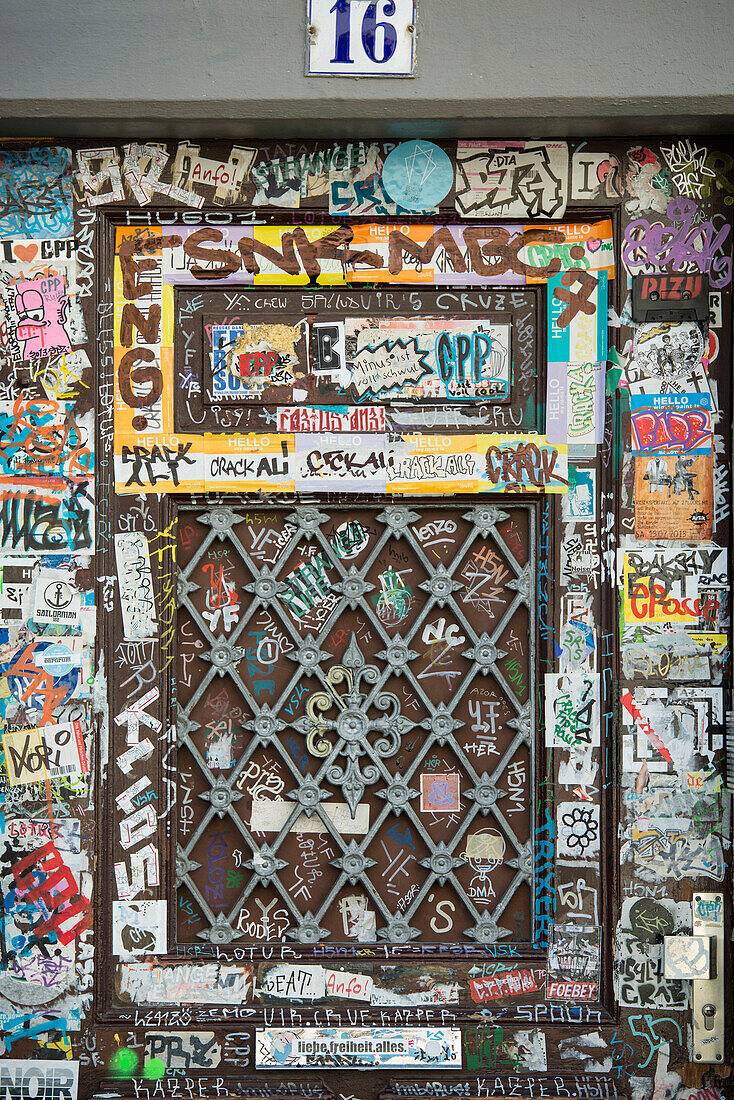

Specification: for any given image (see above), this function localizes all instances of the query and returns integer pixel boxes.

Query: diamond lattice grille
[175,503,535,946]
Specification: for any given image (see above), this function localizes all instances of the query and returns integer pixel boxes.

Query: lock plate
[692,893,724,1063]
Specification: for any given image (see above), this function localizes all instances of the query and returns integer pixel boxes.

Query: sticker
[277,405,385,433]
[388,435,478,494]
[631,272,709,323]
[615,931,687,1008]
[32,568,82,626]
[627,897,677,943]
[465,831,505,860]
[33,641,80,676]
[0,147,73,239]
[260,964,325,1000]
[522,219,615,284]
[161,224,253,285]
[564,468,597,521]
[556,802,600,859]
[113,900,167,957]
[144,1032,221,1071]
[381,141,453,211]
[630,393,713,456]
[250,800,370,835]
[0,1062,78,1100]
[621,685,721,782]
[570,151,613,200]
[1,275,74,364]
[324,969,373,1001]
[546,923,601,1001]
[172,145,256,203]
[114,531,158,640]
[546,360,605,446]
[345,317,511,401]
[663,935,711,979]
[311,320,347,382]
[557,743,599,788]
[478,434,569,493]
[468,969,540,1003]
[370,974,460,1007]
[329,145,411,217]
[2,720,89,787]
[420,772,460,813]
[208,320,308,403]
[295,433,387,493]
[545,673,600,749]
[0,479,95,554]
[634,453,713,540]
[547,271,608,363]
[455,141,568,219]
[625,321,708,395]
[120,962,253,1004]
[629,819,725,881]
[620,547,728,627]
[255,1026,461,1068]
[204,435,292,494]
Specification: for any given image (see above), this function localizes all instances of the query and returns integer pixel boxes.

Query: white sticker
[260,964,325,1000]
[113,899,167,957]
[115,531,158,640]
[324,968,373,1000]
[250,799,370,834]
[0,1062,79,1100]
[1,720,89,787]
[32,567,81,626]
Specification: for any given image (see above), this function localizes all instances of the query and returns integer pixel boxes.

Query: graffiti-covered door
[0,135,730,1100]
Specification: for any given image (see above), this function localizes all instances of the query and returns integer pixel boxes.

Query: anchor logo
[43,581,73,610]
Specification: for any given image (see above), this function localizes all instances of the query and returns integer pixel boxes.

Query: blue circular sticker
[5,639,80,713]
[35,642,75,677]
[381,140,454,212]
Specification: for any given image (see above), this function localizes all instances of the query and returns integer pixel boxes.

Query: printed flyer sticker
[2,720,89,787]
[634,453,713,540]
[255,1026,461,1069]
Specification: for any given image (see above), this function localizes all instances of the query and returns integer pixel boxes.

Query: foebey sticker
[545,922,601,1001]
[2,720,89,787]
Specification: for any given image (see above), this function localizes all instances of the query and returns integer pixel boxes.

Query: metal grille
[175,503,536,946]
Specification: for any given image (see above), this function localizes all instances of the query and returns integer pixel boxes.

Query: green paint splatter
[109,1048,139,1077]
[143,1059,166,1080]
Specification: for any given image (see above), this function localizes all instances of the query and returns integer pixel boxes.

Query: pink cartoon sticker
[8,275,71,362]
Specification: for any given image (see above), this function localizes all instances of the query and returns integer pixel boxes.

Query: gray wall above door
[0,0,733,138]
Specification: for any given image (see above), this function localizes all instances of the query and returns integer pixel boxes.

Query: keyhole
[702,1003,716,1031]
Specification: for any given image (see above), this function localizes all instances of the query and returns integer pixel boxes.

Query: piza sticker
[2,720,88,787]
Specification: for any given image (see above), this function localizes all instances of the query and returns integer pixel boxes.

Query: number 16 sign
[307,0,416,77]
